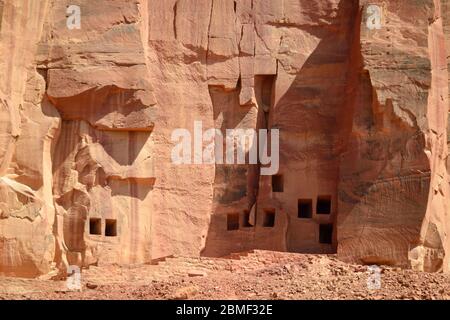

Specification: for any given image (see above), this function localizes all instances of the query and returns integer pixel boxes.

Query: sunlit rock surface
[0,0,449,277]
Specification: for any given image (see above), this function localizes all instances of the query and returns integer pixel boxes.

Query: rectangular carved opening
[105,219,117,237]
[242,210,252,227]
[298,199,312,218]
[263,209,275,227]
[319,224,333,244]
[272,174,284,192]
[317,196,332,214]
[227,213,239,231]
[261,75,275,109]
[89,218,101,235]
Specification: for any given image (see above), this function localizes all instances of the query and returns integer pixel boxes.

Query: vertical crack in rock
[173,0,178,39]
[205,0,215,67]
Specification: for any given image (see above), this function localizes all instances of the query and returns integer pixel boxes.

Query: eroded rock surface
[0,0,449,277]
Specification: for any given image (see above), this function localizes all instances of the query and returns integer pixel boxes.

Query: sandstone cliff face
[0,0,449,277]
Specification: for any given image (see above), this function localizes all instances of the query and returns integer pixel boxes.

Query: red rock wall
[0,0,449,277]
[339,0,448,271]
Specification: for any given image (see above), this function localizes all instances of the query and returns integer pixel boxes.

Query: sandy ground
[0,250,449,300]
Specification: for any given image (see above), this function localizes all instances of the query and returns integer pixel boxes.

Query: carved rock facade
[0,0,449,277]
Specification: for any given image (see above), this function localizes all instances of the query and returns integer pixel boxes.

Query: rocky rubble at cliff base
[0,251,448,300]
